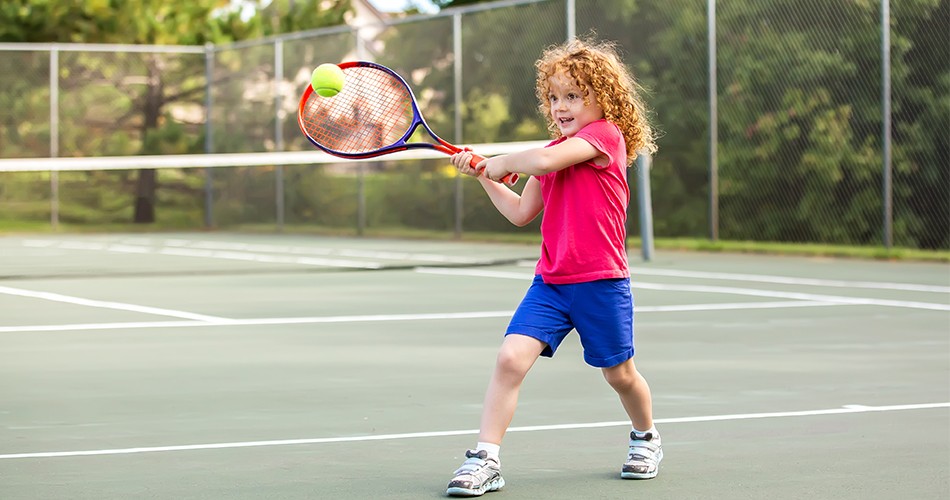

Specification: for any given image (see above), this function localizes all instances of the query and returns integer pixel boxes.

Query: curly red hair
[535,38,656,162]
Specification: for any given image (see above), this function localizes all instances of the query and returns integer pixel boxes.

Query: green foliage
[375,0,563,144]
[283,166,358,228]
[1,0,234,44]
[257,0,350,35]
[0,0,353,223]
[1,0,946,250]
[581,0,947,249]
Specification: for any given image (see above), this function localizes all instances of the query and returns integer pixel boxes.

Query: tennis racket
[297,61,518,185]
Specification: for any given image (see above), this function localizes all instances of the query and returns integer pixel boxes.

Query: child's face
[546,71,604,137]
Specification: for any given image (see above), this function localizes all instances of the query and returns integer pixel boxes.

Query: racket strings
[300,67,414,154]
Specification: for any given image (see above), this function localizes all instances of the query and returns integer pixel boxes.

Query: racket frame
[297,61,518,185]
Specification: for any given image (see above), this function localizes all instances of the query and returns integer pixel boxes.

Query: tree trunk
[133,168,157,223]
[133,56,165,224]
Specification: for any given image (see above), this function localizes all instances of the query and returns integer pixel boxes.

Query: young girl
[445,38,660,497]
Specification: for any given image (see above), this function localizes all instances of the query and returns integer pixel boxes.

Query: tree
[0,0,350,223]
[891,0,949,249]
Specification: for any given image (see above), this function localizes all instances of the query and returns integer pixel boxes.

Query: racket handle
[469,153,520,186]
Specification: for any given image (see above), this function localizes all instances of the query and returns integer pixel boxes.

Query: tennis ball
[311,63,345,98]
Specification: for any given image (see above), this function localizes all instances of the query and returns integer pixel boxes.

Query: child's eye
[567,93,578,100]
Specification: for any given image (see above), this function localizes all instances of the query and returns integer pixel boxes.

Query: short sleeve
[574,119,625,168]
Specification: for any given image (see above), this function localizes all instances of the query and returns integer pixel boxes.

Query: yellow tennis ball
[311,63,344,98]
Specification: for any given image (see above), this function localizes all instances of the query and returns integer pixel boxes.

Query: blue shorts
[506,275,635,368]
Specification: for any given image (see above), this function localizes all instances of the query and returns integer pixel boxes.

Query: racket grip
[469,154,520,186]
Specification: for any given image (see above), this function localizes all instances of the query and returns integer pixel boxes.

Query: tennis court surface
[1,233,948,499]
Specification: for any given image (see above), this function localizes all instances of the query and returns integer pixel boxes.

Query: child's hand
[450,150,479,177]
[481,157,512,183]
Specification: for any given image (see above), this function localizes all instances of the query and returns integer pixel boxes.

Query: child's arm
[479,137,605,182]
[476,175,542,227]
[451,151,543,227]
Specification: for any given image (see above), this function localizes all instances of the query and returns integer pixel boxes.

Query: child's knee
[495,347,525,376]
[602,360,638,388]
[494,334,544,376]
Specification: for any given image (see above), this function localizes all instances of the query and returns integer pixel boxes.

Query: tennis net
[0,145,655,257]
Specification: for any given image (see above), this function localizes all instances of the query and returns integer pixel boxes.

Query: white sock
[476,441,501,461]
[632,426,657,439]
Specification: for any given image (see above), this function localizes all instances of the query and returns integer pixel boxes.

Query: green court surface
[1,233,948,499]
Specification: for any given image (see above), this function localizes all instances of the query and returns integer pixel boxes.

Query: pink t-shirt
[535,119,630,284]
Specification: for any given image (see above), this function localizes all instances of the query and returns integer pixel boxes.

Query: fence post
[356,29,368,236]
[566,0,576,40]
[453,12,464,240]
[358,164,366,237]
[49,46,59,229]
[203,43,215,229]
[274,39,285,231]
[707,0,718,242]
[881,0,893,248]
[636,153,655,262]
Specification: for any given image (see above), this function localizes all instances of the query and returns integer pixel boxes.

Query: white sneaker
[446,449,505,497]
[621,430,663,479]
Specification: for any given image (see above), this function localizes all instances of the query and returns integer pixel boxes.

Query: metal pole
[453,13,464,239]
[707,0,719,241]
[636,153,655,262]
[203,43,215,228]
[49,46,59,228]
[356,30,367,236]
[566,0,576,41]
[274,39,285,231]
[357,165,366,237]
[881,0,893,248]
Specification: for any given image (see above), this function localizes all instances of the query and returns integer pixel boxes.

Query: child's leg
[601,357,653,431]
[477,334,546,444]
[605,358,663,479]
[446,335,543,497]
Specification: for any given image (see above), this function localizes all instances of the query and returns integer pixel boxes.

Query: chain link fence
[0,0,946,250]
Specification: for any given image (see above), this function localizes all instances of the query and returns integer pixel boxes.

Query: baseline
[2,402,945,460]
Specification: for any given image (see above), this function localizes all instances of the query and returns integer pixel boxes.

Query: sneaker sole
[621,470,658,480]
[621,449,663,480]
[446,477,505,497]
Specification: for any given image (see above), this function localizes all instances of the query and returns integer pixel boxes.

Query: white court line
[0,312,512,334]
[22,240,383,270]
[632,282,950,311]
[156,247,382,269]
[511,260,948,294]
[0,320,220,334]
[628,266,950,293]
[1,402,945,460]
[417,268,530,280]
[3,271,943,334]
[159,239,485,264]
[23,238,486,267]
[0,286,229,322]
[414,268,950,311]
[0,302,840,334]
[641,300,837,312]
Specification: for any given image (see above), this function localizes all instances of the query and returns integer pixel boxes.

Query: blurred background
[0,0,946,255]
